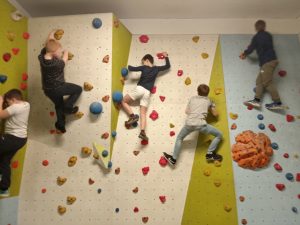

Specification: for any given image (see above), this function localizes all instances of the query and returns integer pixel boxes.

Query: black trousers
[44,82,82,127]
[0,134,27,191]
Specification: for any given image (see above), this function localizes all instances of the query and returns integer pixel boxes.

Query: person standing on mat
[38,30,82,133]
[240,20,283,110]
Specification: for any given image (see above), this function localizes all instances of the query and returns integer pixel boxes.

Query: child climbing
[0,89,30,197]
[240,20,283,110]
[163,84,223,166]
[38,30,82,133]
[121,53,170,141]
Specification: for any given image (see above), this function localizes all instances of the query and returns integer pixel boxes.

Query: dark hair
[197,84,210,96]
[142,54,154,64]
[4,88,23,101]
[255,20,266,31]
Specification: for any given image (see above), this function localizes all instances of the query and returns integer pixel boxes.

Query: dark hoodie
[38,48,65,90]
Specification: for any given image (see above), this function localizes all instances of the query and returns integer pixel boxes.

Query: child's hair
[197,84,210,96]
[46,39,61,53]
[255,20,266,31]
[142,54,154,64]
[3,89,23,108]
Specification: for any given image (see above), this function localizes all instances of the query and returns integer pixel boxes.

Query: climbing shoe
[243,99,261,108]
[163,152,176,166]
[206,152,223,162]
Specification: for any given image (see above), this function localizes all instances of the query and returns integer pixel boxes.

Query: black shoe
[206,152,223,162]
[125,114,139,126]
[64,106,79,114]
[138,131,149,141]
[163,152,176,166]
[55,122,66,133]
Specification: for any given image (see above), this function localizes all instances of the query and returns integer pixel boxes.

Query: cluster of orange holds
[232,130,273,169]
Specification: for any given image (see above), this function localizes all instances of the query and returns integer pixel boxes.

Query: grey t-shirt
[185,96,215,126]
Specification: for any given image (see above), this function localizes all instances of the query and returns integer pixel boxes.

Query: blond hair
[46,39,61,53]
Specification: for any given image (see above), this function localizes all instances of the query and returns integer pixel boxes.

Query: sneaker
[265,102,283,110]
[125,114,139,126]
[64,106,79,114]
[206,152,223,162]
[138,131,149,141]
[0,189,9,197]
[163,152,176,166]
[243,99,261,108]
[55,122,66,133]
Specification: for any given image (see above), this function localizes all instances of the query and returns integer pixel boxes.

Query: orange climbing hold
[231,130,273,169]
[231,123,237,130]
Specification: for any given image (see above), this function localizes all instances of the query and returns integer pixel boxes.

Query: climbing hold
[286,114,295,122]
[11,160,18,169]
[201,53,209,59]
[156,52,165,59]
[121,67,128,77]
[90,102,103,114]
[20,82,27,91]
[214,88,222,95]
[177,70,183,76]
[120,77,125,85]
[139,35,149,43]
[257,114,264,120]
[229,112,238,120]
[102,55,109,63]
[283,153,289,158]
[142,217,149,223]
[49,129,56,134]
[133,207,139,213]
[275,183,285,191]
[184,77,191,85]
[150,86,156,94]
[203,168,211,176]
[22,72,28,81]
[159,96,165,102]
[169,123,175,128]
[214,180,222,187]
[3,53,11,62]
[115,208,119,213]
[141,140,148,145]
[81,147,92,156]
[42,160,49,166]
[292,207,298,213]
[239,196,245,202]
[97,188,102,194]
[214,160,222,167]
[278,70,287,77]
[232,131,273,169]
[112,91,123,103]
[159,156,167,167]
[224,204,232,212]
[132,187,139,193]
[271,142,279,150]
[108,161,113,169]
[75,111,84,119]
[241,219,248,225]
[115,167,120,175]
[57,205,66,215]
[296,173,300,182]
[274,163,282,172]
[142,166,150,175]
[0,75,8,83]
[111,131,117,138]
[247,105,253,110]
[102,95,110,102]
[102,150,109,157]
[54,29,64,40]
[89,178,95,185]
[268,124,276,132]
[149,110,159,121]
[295,154,299,159]
[57,176,67,186]
[258,123,265,130]
[192,36,200,43]
[68,156,77,167]
[49,111,55,117]
[92,18,102,29]
[67,196,76,205]
[67,52,74,60]
[41,188,47,193]
[6,31,15,41]
[23,32,30,40]
[133,150,140,156]
[101,132,109,139]
[12,48,20,55]
[159,196,166,203]
[231,123,237,130]
[170,131,175,137]
[114,19,120,28]
[285,173,294,181]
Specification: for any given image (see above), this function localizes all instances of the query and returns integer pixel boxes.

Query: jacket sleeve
[244,36,257,55]
[157,57,171,71]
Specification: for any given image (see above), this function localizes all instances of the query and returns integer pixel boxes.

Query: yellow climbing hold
[57,176,67,186]
[81,147,92,156]
[214,179,222,187]
[169,123,175,128]
[68,52,74,60]
[214,160,222,167]
[54,29,64,40]
[185,77,191,85]
[229,112,238,120]
[203,168,211,176]
[68,156,77,167]
[67,196,76,205]
[83,82,93,91]
[201,53,209,59]
[75,111,84,119]
[224,204,232,212]
[58,205,66,215]
[192,36,200,43]
[6,31,15,41]
[214,88,222,95]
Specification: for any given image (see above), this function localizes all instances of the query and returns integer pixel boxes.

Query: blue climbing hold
[112,91,123,103]
[253,87,256,93]
[97,188,102,194]
[285,173,294,181]
[102,150,109,157]
[111,131,117,138]
[258,123,265,130]
[271,142,279,150]
[92,18,102,29]
[121,68,128,77]
[115,208,120,213]
[108,161,113,169]
[292,207,298,213]
[257,114,264,120]
[90,102,103,114]
[0,74,7,84]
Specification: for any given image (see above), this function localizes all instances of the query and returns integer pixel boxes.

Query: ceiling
[14,0,300,19]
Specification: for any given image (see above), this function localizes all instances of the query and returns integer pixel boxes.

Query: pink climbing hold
[20,82,27,90]
[159,156,167,167]
[23,32,30,40]
[274,163,282,171]
[159,195,166,203]
[156,52,165,59]
[139,35,149,43]
[286,114,294,122]
[177,70,183,76]
[141,140,148,145]
[268,124,276,132]
[149,110,159,121]
[278,70,287,77]
[3,53,11,62]
[170,131,175,137]
[275,183,285,191]
[142,166,150,175]
[150,86,156,94]
[159,96,165,102]
[42,160,49,166]
[22,72,28,81]
[12,48,20,55]
[283,153,289,158]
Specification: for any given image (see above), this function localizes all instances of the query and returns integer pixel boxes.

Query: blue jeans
[172,124,223,160]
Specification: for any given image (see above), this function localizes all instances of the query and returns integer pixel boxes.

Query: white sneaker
[0,189,10,197]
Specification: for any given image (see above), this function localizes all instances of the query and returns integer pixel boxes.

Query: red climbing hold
[41,188,47,193]
[159,195,166,203]
[141,140,148,145]
[49,111,55,117]
[142,166,150,175]
[142,217,149,223]
[177,70,183,76]
[278,70,287,77]
[159,156,167,167]
[150,86,156,94]
[297,194,300,199]
[283,153,289,158]
[89,178,95,185]
[247,105,253,110]
[22,72,28,81]
[268,124,276,132]
[286,114,294,122]
[275,183,285,191]
[20,82,27,90]
[101,132,109,139]
[133,207,139,213]
[12,48,20,55]
[159,96,165,102]
[170,131,175,137]
[42,160,49,166]
[3,53,11,62]
[139,35,149,43]
[49,129,56,134]
[22,32,30,40]
[11,161,18,169]
[156,53,165,59]
[274,163,282,172]
[149,110,159,121]
[296,173,300,182]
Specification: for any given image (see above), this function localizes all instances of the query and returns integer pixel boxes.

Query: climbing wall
[221,34,300,225]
